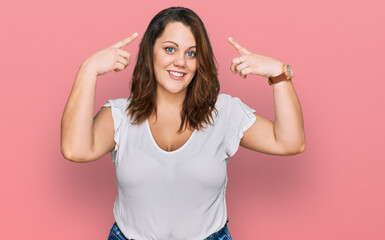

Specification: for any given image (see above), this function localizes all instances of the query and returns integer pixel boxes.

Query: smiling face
[153,21,197,98]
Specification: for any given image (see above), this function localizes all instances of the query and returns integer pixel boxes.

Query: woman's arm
[61,66,98,162]
[272,76,305,153]
[228,37,305,155]
[60,33,138,162]
[240,79,305,156]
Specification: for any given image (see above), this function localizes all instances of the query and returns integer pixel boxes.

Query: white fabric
[102,93,256,240]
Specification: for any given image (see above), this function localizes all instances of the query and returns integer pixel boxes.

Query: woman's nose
[173,53,186,67]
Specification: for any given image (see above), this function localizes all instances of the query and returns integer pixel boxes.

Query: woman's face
[153,21,197,97]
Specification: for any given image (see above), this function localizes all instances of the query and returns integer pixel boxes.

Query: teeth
[169,71,184,77]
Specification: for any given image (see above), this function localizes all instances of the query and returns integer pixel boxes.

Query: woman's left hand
[228,37,284,79]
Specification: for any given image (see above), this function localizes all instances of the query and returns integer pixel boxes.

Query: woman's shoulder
[214,94,234,117]
[216,93,256,115]
[217,93,231,102]
[103,97,131,109]
[102,98,132,119]
[216,93,235,107]
[217,93,251,106]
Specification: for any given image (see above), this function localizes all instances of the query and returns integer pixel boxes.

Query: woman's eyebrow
[162,41,196,49]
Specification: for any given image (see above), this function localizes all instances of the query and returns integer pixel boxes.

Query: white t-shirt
[102,93,256,240]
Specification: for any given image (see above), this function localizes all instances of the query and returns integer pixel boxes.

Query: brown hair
[127,7,220,133]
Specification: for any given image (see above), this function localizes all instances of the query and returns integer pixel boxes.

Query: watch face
[286,65,294,78]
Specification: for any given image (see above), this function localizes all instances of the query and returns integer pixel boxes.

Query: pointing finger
[228,37,250,55]
[112,32,139,49]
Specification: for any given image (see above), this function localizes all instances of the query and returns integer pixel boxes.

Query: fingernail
[228,37,232,41]
[134,32,138,37]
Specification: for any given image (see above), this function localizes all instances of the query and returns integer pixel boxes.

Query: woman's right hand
[81,32,139,76]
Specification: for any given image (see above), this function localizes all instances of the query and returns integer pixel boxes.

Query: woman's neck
[156,87,186,111]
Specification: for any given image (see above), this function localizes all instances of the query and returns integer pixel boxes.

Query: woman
[61,7,305,240]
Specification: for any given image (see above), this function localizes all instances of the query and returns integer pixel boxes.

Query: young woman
[61,7,305,240]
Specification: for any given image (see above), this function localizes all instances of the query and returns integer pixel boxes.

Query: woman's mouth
[168,70,186,80]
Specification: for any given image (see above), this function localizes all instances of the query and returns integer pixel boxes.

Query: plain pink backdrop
[1,0,384,239]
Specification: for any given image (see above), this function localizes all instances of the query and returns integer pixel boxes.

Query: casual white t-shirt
[102,93,256,240]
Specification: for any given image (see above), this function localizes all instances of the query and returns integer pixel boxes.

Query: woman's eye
[187,51,196,57]
[165,47,175,53]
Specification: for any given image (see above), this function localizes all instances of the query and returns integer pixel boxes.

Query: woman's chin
[166,88,187,95]
[160,83,188,95]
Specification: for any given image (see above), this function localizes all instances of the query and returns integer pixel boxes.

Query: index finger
[112,32,139,49]
[228,37,250,55]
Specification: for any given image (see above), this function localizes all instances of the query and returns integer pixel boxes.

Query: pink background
[1,0,384,239]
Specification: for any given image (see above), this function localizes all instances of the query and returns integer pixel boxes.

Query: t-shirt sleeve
[102,98,128,153]
[224,96,257,157]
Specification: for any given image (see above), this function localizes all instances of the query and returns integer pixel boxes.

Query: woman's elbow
[282,141,306,155]
[298,142,306,153]
[61,146,90,163]
[61,147,80,162]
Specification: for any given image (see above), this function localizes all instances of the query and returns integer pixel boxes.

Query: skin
[148,22,198,152]
[61,22,305,162]
[61,33,139,162]
[227,37,306,155]
[153,22,197,109]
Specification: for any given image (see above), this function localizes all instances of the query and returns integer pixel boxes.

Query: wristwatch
[268,64,294,86]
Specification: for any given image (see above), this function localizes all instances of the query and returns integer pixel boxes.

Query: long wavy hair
[127,7,220,133]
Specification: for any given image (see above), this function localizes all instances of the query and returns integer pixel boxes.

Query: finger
[235,62,249,77]
[228,37,250,55]
[231,56,247,66]
[113,62,125,72]
[116,49,130,59]
[230,57,240,74]
[235,62,249,73]
[116,56,128,66]
[230,62,239,74]
[230,63,235,74]
[240,67,252,78]
[112,32,139,49]
[230,56,246,74]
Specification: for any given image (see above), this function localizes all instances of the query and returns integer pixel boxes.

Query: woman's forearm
[60,64,98,161]
[272,79,306,153]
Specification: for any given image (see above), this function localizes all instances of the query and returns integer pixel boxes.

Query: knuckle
[122,51,130,59]
[110,48,117,55]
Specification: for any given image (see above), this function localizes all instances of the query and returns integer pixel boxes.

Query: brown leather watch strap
[268,64,291,86]
[268,73,289,85]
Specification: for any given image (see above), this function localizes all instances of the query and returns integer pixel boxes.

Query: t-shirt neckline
[145,118,196,155]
